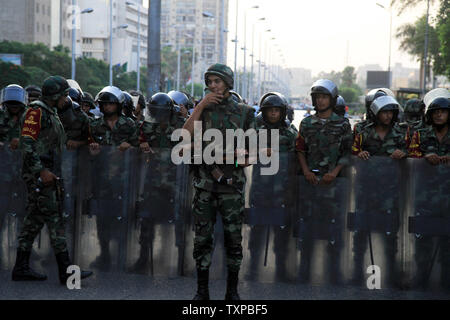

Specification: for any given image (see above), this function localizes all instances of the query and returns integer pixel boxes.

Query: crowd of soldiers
[0,62,449,300]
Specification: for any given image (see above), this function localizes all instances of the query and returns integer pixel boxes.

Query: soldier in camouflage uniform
[57,96,90,150]
[248,92,298,281]
[88,86,139,269]
[335,95,348,118]
[25,85,42,104]
[351,95,407,286]
[80,92,97,120]
[295,79,353,284]
[399,98,426,149]
[408,88,450,290]
[129,90,146,124]
[354,88,395,135]
[132,92,185,272]
[183,63,256,300]
[0,85,28,255]
[11,76,92,284]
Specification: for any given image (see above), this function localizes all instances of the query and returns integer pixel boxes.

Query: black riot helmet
[122,91,135,118]
[168,90,189,106]
[259,92,288,125]
[365,88,395,120]
[25,85,42,102]
[310,79,338,110]
[147,92,175,124]
[81,92,96,110]
[68,87,82,104]
[95,86,125,115]
[229,90,244,104]
[0,84,28,109]
[403,98,425,123]
[370,95,402,124]
[129,90,146,109]
[423,88,450,125]
[334,95,346,117]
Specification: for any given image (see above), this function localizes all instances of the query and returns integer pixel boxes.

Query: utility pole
[148,0,161,97]
[423,0,430,94]
[219,0,225,64]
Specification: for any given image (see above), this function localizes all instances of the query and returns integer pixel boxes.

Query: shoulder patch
[21,108,42,140]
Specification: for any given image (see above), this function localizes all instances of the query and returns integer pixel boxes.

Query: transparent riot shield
[127,147,190,277]
[0,147,26,270]
[295,173,350,286]
[347,156,406,289]
[74,146,136,273]
[241,151,299,282]
[404,159,450,291]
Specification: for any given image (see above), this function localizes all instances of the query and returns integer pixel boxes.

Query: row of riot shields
[0,146,449,292]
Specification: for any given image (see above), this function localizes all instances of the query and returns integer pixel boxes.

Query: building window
[48,25,50,34]
[36,3,39,14]
[42,5,45,15]
[37,23,40,33]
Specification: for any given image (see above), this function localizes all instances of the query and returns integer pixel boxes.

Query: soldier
[129,90,146,123]
[0,85,28,149]
[248,92,298,281]
[80,92,97,119]
[122,91,137,122]
[57,96,90,150]
[408,88,450,290]
[400,98,426,148]
[133,93,185,272]
[351,95,407,286]
[183,63,255,300]
[25,85,42,104]
[335,95,347,118]
[88,86,139,269]
[295,79,353,284]
[354,88,395,135]
[11,76,92,284]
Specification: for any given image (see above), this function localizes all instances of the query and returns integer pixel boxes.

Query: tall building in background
[0,0,53,48]
[0,0,228,83]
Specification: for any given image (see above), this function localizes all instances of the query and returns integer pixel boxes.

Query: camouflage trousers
[17,176,68,254]
[192,188,245,272]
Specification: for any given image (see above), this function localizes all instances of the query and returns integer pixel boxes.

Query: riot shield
[0,147,26,270]
[295,173,350,286]
[404,159,450,291]
[127,147,190,277]
[74,146,136,273]
[347,156,406,289]
[241,151,298,282]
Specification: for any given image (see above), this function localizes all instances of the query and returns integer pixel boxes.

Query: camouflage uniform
[351,122,407,285]
[192,95,255,273]
[89,115,139,147]
[17,100,67,254]
[295,112,353,282]
[409,126,450,288]
[57,102,90,143]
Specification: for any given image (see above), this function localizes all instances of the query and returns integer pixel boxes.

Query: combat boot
[12,249,47,281]
[56,251,93,286]
[193,269,210,300]
[225,270,241,301]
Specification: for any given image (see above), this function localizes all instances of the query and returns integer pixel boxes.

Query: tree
[0,62,30,88]
[341,66,357,87]
[396,15,442,77]
[435,0,450,78]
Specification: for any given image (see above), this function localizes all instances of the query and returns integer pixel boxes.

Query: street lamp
[251,17,265,103]
[109,23,128,86]
[125,1,142,92]
[242,5,259,101]
[71,2,94,80]
[376,2,393,87]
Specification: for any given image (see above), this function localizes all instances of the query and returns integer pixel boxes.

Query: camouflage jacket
[352,123,407,157]
[256,120,298,153]
[57,105,90,142]
[353,119,372,135]
[89,115,139,147]
[19,100,66,176]
[139,118,185,149]
[0,108,25,143]
[296,112,353,176]
[399,120,426,149]
[408,126,450,158]
[193,95,256,194]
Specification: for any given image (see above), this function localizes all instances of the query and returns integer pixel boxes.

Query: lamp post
[376,2,393,87]
[126,1,142,91]
[242,5,259,101]
[109,0,129,86]
[251,17,265,103]
[71,3,93,80]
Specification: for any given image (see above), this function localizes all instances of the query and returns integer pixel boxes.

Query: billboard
[366,71,391,89]
[0,54,23,66]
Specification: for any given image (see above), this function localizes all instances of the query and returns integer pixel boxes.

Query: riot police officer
[335,95,347,118]
[295,79,353,284]
[80,92,97,119]
[12,76,92,284]
[0,85,28,150]
[122,91,137,122]
[25,85,42,104]
[183,63,256,300]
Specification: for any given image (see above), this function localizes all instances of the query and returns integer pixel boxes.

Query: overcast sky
[226,0,440,76]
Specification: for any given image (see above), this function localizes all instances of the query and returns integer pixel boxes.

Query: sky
[226,0,440,76]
